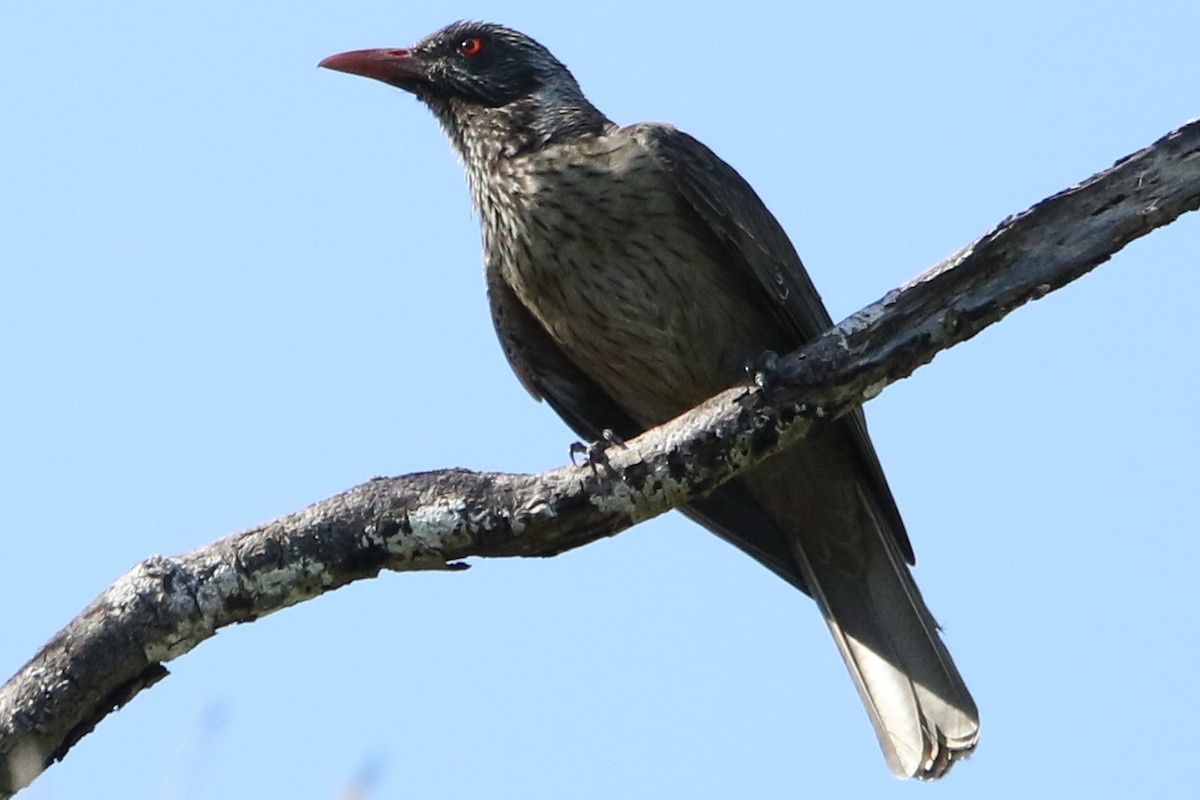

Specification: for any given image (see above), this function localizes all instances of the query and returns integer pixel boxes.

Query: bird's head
[320,22,610,161]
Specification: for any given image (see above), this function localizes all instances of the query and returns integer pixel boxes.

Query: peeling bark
[2,119,1199,797]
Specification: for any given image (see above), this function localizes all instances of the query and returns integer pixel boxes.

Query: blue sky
[3,2,1199,798]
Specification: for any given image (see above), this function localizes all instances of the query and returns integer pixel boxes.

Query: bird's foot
[744,350,782,391]
[569,428,627,474]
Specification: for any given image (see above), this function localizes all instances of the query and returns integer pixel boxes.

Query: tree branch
[3,119,1199,797]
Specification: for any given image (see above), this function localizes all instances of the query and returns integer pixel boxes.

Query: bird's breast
[480,141,785,427]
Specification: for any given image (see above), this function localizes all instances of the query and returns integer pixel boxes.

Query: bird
[319,21,979,779]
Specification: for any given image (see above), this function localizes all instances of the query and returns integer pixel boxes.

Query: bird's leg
[744,349,782,391]
[569,428,627,475]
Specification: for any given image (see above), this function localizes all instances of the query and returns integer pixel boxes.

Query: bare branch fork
[3,119,1199,796]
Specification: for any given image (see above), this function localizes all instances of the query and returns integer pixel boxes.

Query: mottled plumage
[321,21,979,779]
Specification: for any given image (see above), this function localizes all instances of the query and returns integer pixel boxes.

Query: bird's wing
[490,255,826,589]
[632,123,914,563]
[486,257,641,443]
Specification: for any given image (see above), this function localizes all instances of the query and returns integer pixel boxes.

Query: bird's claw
[569,428,627,473]
[744,349,782,391]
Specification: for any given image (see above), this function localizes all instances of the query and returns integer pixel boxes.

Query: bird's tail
[789,486,979,780]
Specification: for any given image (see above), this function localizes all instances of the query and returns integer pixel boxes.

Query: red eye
[459,36,484,57]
